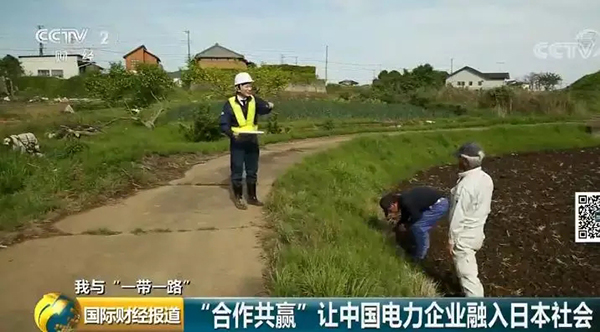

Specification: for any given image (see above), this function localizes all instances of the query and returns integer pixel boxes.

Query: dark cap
[455,142,483,157]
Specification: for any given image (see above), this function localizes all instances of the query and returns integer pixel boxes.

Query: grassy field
[0,100,587,234]
[263,123,600,297]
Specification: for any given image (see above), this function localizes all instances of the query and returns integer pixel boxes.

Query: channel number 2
[100,31,109,45]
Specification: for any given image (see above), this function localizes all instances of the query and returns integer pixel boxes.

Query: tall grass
[264,123,600,297]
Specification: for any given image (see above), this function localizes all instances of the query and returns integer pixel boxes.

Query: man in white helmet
[219,72,274,210]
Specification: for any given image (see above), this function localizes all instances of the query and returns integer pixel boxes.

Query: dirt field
[395,147,600,297]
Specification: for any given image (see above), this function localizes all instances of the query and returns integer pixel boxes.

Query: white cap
[234,72,254,86]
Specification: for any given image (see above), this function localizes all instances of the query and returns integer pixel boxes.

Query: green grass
[0,102,586,232]
[264,123,600,297]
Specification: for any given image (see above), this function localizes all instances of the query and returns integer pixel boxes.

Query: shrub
[179,102,222,142]
[53,140,90,160]
[85,62,174,108]
[320,119,335,131]
[266,112,283,134]
[478,86,514,112]
[0,150,34,195]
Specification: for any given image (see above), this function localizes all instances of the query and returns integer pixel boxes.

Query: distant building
[18,54,103,79]
[168,70,183,87]
[338,79,359,86]
[446,66,510,90]
[505,79,530,90]
[194,43,249,70]
[123,45,161,72]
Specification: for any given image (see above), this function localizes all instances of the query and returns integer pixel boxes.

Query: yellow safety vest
[229,96,258,133]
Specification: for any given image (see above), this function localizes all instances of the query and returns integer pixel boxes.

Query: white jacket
[448,167,494,245]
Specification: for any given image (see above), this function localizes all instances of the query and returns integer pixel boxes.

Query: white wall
[20,56,80,79]
[446,70,506,90]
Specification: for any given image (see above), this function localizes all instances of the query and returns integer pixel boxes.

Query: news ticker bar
[74,297,598,331]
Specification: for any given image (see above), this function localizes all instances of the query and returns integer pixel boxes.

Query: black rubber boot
[247,182,264,206]
[232,183,247,210]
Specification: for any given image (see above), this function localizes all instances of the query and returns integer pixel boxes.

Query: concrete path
[0,134,353,331]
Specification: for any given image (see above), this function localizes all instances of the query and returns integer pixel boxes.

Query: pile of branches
[47,125,102,139]
[47,104,165,140]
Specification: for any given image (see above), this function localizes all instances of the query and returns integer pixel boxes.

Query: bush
[0,150,34,195]
[320,119,335,131]
[266,112,283,134]
[85,62,174,108]
[179,102,222,142]
[53,141,90,160]
[15,75,91,98]
[478,87,514,111]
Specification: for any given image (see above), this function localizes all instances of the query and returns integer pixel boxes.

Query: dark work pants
[230,137,260,187]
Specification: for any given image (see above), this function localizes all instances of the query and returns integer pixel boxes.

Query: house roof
[78,61,104,70]
[339,79,359,84]
[167,70,182,79]
[122,45,161,62]
[448,66,509,80]
[194,43,245,60]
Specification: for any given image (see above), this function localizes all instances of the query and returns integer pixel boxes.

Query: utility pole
[325,45,329,82]
[280,54,284,64]
[294,56,298,65]
[37,25,44,56]
[184,30,191,62]
[450,58,454,74]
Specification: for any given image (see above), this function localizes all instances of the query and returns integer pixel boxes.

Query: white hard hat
[234,72,254,86]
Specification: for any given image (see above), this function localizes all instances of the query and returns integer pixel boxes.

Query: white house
[18,54,102,79]
[445,66,510,90]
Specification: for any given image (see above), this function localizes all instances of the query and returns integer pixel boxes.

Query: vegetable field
[163,100,459,123]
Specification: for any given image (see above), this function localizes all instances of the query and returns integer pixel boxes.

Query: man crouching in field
[380,186,449,262]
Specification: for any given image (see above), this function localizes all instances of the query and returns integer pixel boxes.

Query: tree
[131,63,174,106]
[523,72,541,91]
[85,62,173,107]
[181,61,291,98]
[537,72,562,91]
[371,64,448,102]
[85,62,135,105]
[0,54,24,96]
[0,55,24,79]
[523,72,562,91]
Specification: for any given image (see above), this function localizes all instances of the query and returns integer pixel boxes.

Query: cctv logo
[35,28,88,44]
[534,29,600,60]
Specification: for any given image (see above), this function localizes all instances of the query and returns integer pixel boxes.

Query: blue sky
[0,0,599,85]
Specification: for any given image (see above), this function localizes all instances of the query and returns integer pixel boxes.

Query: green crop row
[162,99,458,123]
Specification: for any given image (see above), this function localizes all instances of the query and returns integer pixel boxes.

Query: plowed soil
[395,147,600,297]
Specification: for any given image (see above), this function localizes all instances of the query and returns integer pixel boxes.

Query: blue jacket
[219,95,272,139]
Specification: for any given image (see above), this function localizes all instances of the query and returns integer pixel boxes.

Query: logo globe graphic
[34,293,81,332]
[576,29,599,49]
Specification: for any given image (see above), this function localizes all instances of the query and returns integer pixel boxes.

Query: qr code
[575,192,600,243]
